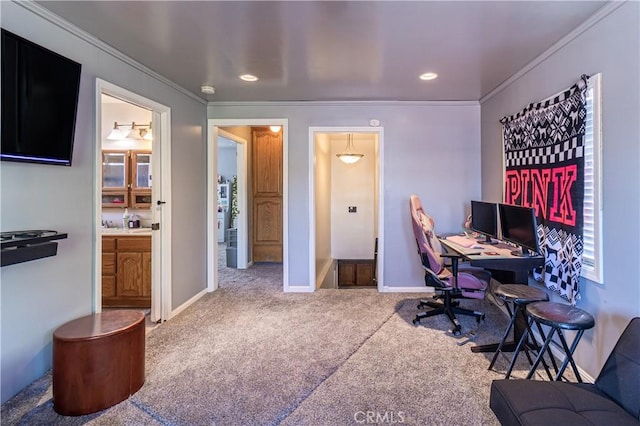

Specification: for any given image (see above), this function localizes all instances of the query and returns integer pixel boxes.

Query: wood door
[252,128,283,262]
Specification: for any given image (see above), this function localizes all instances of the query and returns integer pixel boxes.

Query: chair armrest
[440,253,460,287]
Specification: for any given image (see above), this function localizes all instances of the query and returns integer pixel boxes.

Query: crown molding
[207,100,479,108]
[16,0,206,106]
[480,1,627,104]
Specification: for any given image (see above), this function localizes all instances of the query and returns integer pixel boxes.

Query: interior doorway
[216,129,248,274]
[207,119,289,292]
[95,79,172,322]
[309,127,384,292]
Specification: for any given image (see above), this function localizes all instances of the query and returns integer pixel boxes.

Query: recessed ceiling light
[240,74,258,82]
[201,85,215,94]
[419,72,438,81]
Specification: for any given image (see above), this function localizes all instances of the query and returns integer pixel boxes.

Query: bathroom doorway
[95,79,172,323]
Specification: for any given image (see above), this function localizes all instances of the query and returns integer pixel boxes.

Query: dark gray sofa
[490,317,640,425]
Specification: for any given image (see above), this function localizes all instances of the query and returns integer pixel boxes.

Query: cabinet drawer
[117,237,151,252]
[102,253,116,275]
[102,237,116,252]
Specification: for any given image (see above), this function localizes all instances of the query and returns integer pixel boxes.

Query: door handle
[157,200,166,205]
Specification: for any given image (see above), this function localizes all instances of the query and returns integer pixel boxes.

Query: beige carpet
[2,257,550,425]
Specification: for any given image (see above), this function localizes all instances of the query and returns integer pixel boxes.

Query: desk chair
[409,195,490,335]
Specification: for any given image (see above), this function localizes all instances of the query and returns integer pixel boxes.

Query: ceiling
[37,1,608,103]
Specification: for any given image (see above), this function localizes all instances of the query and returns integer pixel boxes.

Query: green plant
[230,175,239,225]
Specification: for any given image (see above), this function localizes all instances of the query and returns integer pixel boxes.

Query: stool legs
[492,303,553,380]
[553,328,586,382]
[488,302,518,371]
[505,317,554,380]
[522,322,586,382]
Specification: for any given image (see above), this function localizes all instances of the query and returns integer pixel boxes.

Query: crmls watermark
[354,411,406,424]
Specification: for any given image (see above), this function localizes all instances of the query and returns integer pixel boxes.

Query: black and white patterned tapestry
[501,75,588,304]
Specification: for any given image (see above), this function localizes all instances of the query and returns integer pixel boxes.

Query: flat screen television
[498,203,540,257]
[470,200,498,244]
[1,29,81,166]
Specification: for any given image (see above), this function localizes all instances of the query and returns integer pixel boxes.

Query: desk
[439,236,544,353]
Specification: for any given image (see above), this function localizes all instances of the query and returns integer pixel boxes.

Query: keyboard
[445,235,479,248]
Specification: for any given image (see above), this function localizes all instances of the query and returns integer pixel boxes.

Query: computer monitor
[470,200,498,244]
[498,203,540,257]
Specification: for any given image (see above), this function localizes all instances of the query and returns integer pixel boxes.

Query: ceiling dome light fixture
[269,125,281,133]
[239,74,258,82]
[336,133,364,164]
[201,85,215,94]
[419,72,438,81]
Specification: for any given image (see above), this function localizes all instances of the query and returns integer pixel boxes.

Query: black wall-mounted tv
[1,29,81,166]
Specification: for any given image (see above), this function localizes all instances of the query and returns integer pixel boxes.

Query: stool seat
[519,302,595,381]
[495,284,549,305]
[527,301,595,331]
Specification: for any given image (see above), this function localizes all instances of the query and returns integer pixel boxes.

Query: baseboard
[168,288,208,320]
[284,285,315,293]
[380,286,435,293]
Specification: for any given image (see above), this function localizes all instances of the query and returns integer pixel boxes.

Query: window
[581,73,603,283]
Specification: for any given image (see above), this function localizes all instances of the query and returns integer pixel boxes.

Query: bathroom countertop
[101,228,152,236]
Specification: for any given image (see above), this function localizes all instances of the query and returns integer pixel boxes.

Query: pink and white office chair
[410,194,490,335]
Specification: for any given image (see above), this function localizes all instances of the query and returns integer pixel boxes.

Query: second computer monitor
[498,203,540,257]
[470,200,498,244]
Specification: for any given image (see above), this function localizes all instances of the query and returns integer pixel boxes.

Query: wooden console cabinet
[53,310,145,415]
[102,235,151,307]
[338,259,375,287]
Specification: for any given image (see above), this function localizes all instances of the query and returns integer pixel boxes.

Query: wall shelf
[1,231,68,267]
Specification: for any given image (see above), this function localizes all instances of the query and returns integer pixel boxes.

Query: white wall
[330,133,376,259]
[217,144,237,183]
[208,102,481,288]
[0,2,207,403]
[480,1,640,379]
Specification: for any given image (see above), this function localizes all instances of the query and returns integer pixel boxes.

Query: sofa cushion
[490,379,639,426]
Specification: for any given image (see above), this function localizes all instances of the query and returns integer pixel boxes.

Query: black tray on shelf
[1,230,68,267]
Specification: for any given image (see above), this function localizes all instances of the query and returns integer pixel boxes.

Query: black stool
[510,301,595,382]
[488,284,550,376]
